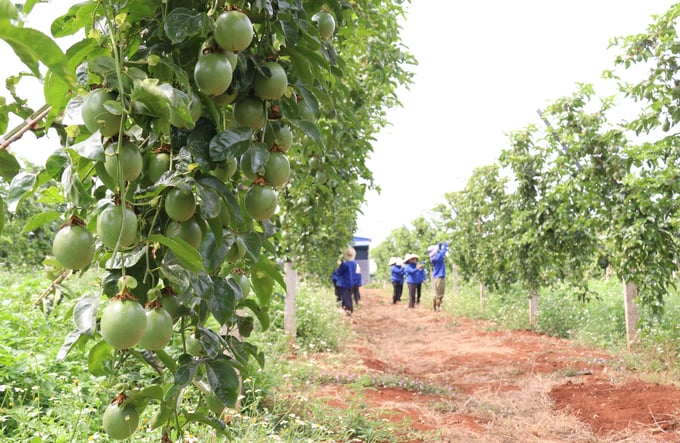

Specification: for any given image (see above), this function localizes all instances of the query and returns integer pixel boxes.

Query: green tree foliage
[0,0,414,440]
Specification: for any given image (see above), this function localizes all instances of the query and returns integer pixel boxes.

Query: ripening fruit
[104,141,143,182]
[254,62,288,100]
[146,151,171,183]
[164,188,196,222]
[100,299,147,349]
[52,225,95,270]
[103,402,140,440]
[263,152,290,188]
[312,12,336,40]
[166,219,203,249]
[185,334,202,356]
[239,150,259,180]
[245,185,278,221]
[194,52,233,96]
[213,87,239,106]
[210,157,237,182]
[233,96,266,130]
[264,123,293,152]
[81,89,123,137]
[97,205,138,249]
[137,307,173,350]
[214,10,254,52]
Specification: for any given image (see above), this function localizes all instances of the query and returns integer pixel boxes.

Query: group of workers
[390,242,449,311]
[332,241,450,315]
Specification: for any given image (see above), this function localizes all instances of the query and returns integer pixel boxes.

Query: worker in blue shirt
[403,253,421,309]
[428,241,449,311]
[335,246,358,314]
[389,257,405,304]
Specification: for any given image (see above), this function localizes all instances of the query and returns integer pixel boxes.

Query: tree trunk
[623,279,639,350]
[451,264,459,297]
[480,283,486,308]
[284,261,297,344]
[528,289,538,327]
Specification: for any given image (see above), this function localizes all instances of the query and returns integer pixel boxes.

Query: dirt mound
[306,287,680,442]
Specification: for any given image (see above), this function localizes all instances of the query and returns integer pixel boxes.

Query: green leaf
[0,0,18,20]
[241,298,270,331]
[164,8,207,44]
[56,329,89,361]
[51,2,99,38]
[0,150,20,182]
[199,231,229,274]
[88,340,114,376]
[21,210,61,234]
[239,232,262,261]
[8,171,37,212]
[208,278,236,325]
[127,385,164,403]
[174,359,200,391]
[149,233,205,273]
[70,131,105,161]
[44,150,69,180]
[43,71,72,128]
[209,128,252,161]
[149,398,174,430]
[205,357,240,408]
[289,119,323,143]
[0,20,69,80]
[73,295,99,334]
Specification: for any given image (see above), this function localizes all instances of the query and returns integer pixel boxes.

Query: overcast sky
[355,0,678,245]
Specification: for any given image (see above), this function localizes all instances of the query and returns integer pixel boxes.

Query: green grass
[448,276,680,380]
[6,269,680,441]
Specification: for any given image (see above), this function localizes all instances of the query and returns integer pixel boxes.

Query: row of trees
[374,4,680,347]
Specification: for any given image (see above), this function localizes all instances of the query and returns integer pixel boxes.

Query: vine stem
[32,268,71,309]
[0,104,52,152]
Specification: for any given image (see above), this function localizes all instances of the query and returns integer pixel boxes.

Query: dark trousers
[392,281,403,303]
[352,285,361,304]
[339,287,353,313]
[407,283,417,308]
[334,284,341,302]
[415,283,422,304]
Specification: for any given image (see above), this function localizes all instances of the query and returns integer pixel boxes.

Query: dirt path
[308,287,680,442]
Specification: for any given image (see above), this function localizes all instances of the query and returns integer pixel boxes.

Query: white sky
[0,1,677,246]
[355,0,678,245]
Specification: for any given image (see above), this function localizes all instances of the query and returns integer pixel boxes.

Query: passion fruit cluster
[50,3,338,440]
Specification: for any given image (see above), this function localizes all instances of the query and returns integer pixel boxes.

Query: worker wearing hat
[403,253,422,308]
[389,256,405,304]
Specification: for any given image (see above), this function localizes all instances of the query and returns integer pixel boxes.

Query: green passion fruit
[81,89,123,137]
[97,205,138,249]
[166,219,203,249]
[312,12,336,40]
[52,225,95,270]
[164,188,196,222]
[104,141,143,183]
[137,307,173,350]
[244,185,278,221]
[214,10,254,52]
[103,402,140,440]
[146,151,171,183]
[254,61,288,100]
[263,152,290,188]
[233,96,266,130]
[193,52,233,96]
[100,299,147,349]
